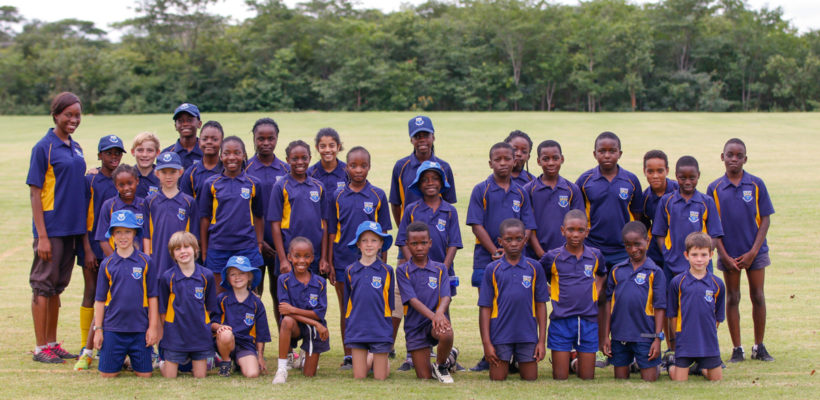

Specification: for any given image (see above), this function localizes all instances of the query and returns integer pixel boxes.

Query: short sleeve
[26,142,48,188]
[396,264,416,304]
[395,207,412,246]
[704,197,724,238]
[95,199,113,242]
[378,189,392,231]
[315,278,328,320]
[276,275,289,305]
[652,269,667,310]
[198,180,214,220]
[605,268,616,298]
[629,174,644,215]
[667,277,679,318]
[447,208,463,248]
[439,267,452,298]
[388,160,403,206]
[187,197,201,239]
[254,299,272,343]
[180,167,195,197]
[477,266,495,307]
[756,178,775,217]
[569,182,584,211]
[326,191,339,235]
[518,188,537,230]
[387,267,396,313]
[158,272,170,314]
[145,256,159,298]
[594,250,607,277]
[250,181,264,218]
[204,271,218,313]
[210,294,225,323]
[266,181,285,222]
[651,196,670,237]
[442,163,457,204]
[465,183,485,226]
[533,261,549,303]
[715,277,726,323]
[95,258,112,303]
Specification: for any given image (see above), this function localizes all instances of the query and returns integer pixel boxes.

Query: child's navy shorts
[346,342,392,354]
[674,355,722,370]
[98,331,152,373]
[205,247,264,274]
[471,268,485,288]
[610,340,661,369]
[290,323,330,355]
[548,316,598,353]
[404,320,439,352]
[717,252,770,272]
[162,348,214,364]
[494,342,536,363]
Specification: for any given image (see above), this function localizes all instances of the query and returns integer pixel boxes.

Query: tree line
[1,0,818,114]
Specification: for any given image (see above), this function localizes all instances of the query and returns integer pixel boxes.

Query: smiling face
[200,126,223,157]
[174,113,201,140]
[411,131,434,157]
[112,226,136,250]
[644,157,669,192]
[317,135,339,164]
[99,149,124,174]
[508,136,531,173]
[346,151,370,185]
[132,142,158,169]
[594,138,622,171]
[537,146,564,178]
[419,170,443,197]
[357,231,383,259]
[287,145,310,178]
[156,167,183,189]
[561,217,589,249]
[114,172,138,202]
[54,103,82,136]
[721,142,747,175]
[253,124,277,158]
[172,243,195,265]
[288,241,315,274]
[623,231,648,265]
[489,147,514,179]
[220,140,244,175]
[684,246,712,274]
[227,267,252,290]
[675,165,699,196]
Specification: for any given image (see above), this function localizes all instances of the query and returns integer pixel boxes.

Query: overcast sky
[4,0,818,40]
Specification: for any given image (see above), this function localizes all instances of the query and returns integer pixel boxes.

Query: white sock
[47,342,58,348]
[82,348,93,357]
[34,345,46,354]
[278,358,288,370]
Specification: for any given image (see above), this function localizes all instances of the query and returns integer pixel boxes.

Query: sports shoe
[508,355,519,374]
[33,348,64,364]
[272,368,288,384]
[218,361,232,377]
[688,362,702,376]
[74,353,94,370]
[729,346,745,363]
[49,343,78,359]
[469,357,489,372]
[447,347,460,373]
[595,351,609,368]
[751,343,774,362]
[339,356,353,370]
[432,363,454,383]
[397,359,414,371]
[629,358,640,373]
[151,347,160,369]
[661,350,675,372]
[388,349,396,359]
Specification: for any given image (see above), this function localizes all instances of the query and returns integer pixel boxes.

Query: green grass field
[1,112,818,398]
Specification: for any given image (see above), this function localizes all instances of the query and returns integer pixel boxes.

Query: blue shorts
[494,342,536,363]
[471,268,484,288]
[204,247,264,274]
[404,320,439,352]
[717,252,770,272]
[290,323,330,355]
[162,349,214,364]
[610,340,661,369]
[548,317,598,353]
[98,331,153,373]
[674,355,722,370]
[347,342,392,354]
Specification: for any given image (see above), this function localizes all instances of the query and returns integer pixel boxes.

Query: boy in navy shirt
[667,232,725,381]
[478,218,548,381]
[93,210,159,378]
[163,103,203,169]
[132,132,161,198]
[398,222,456,383]
[602,221,666,381]
[158,231,217,378]
[640,150,678,270]
[180,121,224,198]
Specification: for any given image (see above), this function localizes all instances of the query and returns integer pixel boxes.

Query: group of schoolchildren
[32,103,775,384]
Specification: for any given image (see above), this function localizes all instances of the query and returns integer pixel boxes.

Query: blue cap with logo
[172,103,200,120]
[347,221,393,252]
[106,209,143,238]
[408,160,450,197]
[156,151,184,171]
[408,115,434,137]
[98,135,125,152]
[221,255,262,290]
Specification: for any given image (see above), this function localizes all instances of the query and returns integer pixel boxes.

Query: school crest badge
[558,195,569,208]
[428,161,439,168]
[148,186,159,195]
[584,264,594,277]
[635,273,646,285]
[276,175,284,182]
[688,211,700,223]
[619,187,629,200]
[135,213,144,225]
[234,256,246,265]
[369,222,380,230]
[309,293,319,307]
[162,153,173,162]
[194,287,204,300]
[436,218,447,232]
[240,187,251,199]
[742,190,753,203]
[512,200,521,213]
[704,290,714,303]
[428,277,438,289]
[131,267,143,280]
[337,181,346,190]
[116,212,126,222]
[371,276,383,289]
[109,135,119,143]
[310,190,320,202]
[415,117,424,126]
[177,208,186,221]
[244,313,255,326]
[522,275,532,288]
[363,202,374,214]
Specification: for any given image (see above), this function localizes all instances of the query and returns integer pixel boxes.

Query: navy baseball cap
[221,256,262,290]
[156,151,184,171]
[172,103,200,120]
[347,221,393,253]
[408,160,451,197]
[98,135,125,152]
[106,210,143,238]
[408,115,434,137]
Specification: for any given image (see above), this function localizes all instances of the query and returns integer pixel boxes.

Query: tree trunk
[630,87,636,111]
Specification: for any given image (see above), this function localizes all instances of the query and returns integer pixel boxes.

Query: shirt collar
[557,245,596,262]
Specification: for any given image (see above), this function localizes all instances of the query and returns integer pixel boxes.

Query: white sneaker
[432,363,454,384]
[272,368,288,384]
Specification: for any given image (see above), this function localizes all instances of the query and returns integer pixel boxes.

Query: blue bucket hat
[220,255,262,290]
[408,115,434,137]
[172,103,200,120]
[106,210,143,238]
[408,160,450,197]
[156,151,184,171]
[98,135,125,152]
[347,221,393,253]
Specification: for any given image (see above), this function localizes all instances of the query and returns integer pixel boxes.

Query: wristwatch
[655,332,664,340]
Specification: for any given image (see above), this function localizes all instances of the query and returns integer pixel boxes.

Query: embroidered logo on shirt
[688,211,700,223]
[512,200,521,213]
[371,276,382,289]
[635,273,646,285]
[522,275,532,288]
[240,187,251,199]
[742,190,753,203]
[436,218,446,232]
[276,175,284,182]
[337,181,345,190]
[177,208,186,221]
[131,267,143,280]
[428,277,438,289]
[584,264,594,277]
[149,186,158,195]
[135,213,144,225]
[309,293,319,307]
[363,202,374,214]
[558,195,569,208]
[194,287,204,300]
[619,187,629,200]
[704,290,714,303]
[310,190,320,202]
[244,313,255,326]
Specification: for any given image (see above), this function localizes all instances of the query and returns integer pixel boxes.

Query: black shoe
[508,355,519,373]
[218,361,232,377]
[729,346,745,363]
[751,343,774,362]
[629,358,640,373]
[388,349,396,359]
[339,355,353,370]
[447,347,461,373]
[661,350,675,372]
[397,359,414,371]
[688,362,702,376]
[470,357,489,372]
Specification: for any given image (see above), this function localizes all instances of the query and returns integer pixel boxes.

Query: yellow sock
[80,306,93,348]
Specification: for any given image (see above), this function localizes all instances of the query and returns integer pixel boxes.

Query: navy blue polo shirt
[136,165,160,198]
[85,170,118,259]
[268,175,327,256]
[466,176,537,270]
[343,260,395,344]
[277,271,328,326]
[26,128,87,237]
[158,264,218,352]
[327,182,391,270]
[540,245,607,321]
[477,257,548,344]
[162,139,203,170]
[95,196,148,251]
[576,166,643,257]
[199,172,263,251]
[145,190,198,276]
[651,190,723,275]
[212,290,271,348]
[523,175,584,252]
[707,172,775,258]
[245,155,290,245]
[395,199,462,271]
[641,179,679,267]
[668,270,725,358]
[308,159,348,195]
[95,250,158,332]
[606,259,667,342]
[511,170,536,188]
[389,153,457,219]
[397,260,451,334]
[181,161,223,199]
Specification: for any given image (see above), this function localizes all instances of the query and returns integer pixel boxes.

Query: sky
[4,0,819,40]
